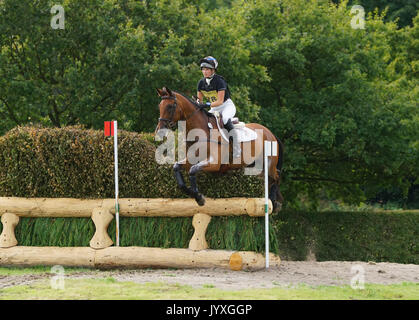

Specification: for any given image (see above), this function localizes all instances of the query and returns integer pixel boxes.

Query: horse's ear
[156,88,163,96]
[166,87,173,96]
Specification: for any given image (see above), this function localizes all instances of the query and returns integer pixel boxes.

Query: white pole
[264,141,270,269]
[114,121,120,247]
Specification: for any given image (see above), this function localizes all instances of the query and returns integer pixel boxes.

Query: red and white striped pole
[104,120,120,246]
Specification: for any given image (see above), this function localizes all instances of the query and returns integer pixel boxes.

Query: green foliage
[342,0,419,28]
[15,218,95,247]
[274,209,419,264]
[0,0,263,133]
[239,0,419,207]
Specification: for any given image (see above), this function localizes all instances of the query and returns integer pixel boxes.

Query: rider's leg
[210,99,241,159]
[224,118,241,159]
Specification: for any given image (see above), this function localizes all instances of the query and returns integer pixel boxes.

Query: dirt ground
[1,261,418,290]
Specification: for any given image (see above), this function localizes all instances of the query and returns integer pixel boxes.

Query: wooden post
[0,213,19,248]
[90,208,114,249]
[189,213,211,251]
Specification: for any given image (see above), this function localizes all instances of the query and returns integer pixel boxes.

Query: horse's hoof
[273,201,282,212]
[195,194,206,206]
[181,186,194,197]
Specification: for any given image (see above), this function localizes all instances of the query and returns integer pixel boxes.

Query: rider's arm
[209,90,225,108]
[197,91,204,103]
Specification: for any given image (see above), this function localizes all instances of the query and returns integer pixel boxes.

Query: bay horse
[154,87,284,211]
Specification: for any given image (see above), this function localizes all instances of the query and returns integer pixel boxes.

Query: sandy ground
[1,261,418,290]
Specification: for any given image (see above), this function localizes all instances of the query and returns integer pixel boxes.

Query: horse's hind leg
[268,177,280,211]
[269,179,278,202]
[268,159,283,212]
[269,177,283,212]
[276,182,284,207]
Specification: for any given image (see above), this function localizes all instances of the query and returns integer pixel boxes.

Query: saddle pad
[217,123,257,143]
[234,126,257,142]
[212,112,257,143]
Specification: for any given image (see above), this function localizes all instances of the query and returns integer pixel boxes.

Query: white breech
[208,99,236,125]
[208,99,241,159]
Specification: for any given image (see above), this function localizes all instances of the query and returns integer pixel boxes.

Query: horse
[154,87,284,211]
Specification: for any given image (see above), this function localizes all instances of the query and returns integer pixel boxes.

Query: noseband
[158,95,178,124]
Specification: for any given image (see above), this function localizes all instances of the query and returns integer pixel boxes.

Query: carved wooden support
[0,213,19,248]
[89,208,114,249]
[188,213,211,251]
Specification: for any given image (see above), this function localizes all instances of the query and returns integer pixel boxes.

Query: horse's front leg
[188,142,221,206]
[173,162,194,197]
[188,158,214,206]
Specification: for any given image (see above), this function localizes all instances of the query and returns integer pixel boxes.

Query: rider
[197,56,241,158]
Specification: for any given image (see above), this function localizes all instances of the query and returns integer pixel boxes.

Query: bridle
[158,95,178,124]
[157,92,223,145]
[158,94,203,125]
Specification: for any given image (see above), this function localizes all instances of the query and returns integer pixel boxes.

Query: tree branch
[9,38,26,78]
[49,99,61,127]
[291,175,356,184]
[0,97,20,125]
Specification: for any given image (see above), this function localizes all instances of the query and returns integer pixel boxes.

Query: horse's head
[155,87,184,138]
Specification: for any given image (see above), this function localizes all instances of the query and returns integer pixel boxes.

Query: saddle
[200,106,244,129]
[207,110,255,143]
[230,117,246,128]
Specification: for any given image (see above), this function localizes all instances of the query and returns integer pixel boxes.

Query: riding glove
[198,102,211,109]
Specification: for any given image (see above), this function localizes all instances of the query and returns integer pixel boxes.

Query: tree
[0,0,263,134]
[0,0,143,131]
[234,0,419,207]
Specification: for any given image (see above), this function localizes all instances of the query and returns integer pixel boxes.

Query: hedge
[0,125,264,198]
[274,210,418,264]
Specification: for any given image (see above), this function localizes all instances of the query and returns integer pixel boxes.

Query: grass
[317,199,419,212]
[0,277,417,300]
[0,266,93,276]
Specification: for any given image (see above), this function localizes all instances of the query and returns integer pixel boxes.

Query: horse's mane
[160,88,213,117]
[173,90,200,108]
[174,90,216,118]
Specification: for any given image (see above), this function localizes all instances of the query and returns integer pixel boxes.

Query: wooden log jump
[0,246,280,271]
[0,197,280,270]
[0,197,271,217]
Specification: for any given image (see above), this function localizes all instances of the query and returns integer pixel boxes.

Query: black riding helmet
[199,56,218,70]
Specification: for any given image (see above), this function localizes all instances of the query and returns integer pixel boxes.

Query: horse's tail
[273,134,284,177]
[272,134,285,207]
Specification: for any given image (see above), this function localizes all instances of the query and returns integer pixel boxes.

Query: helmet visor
[200,62,215,69]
